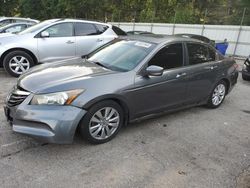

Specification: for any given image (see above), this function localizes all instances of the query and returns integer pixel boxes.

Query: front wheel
[3,51,34,77]
[207,80,227,108]
[80,100,124,144]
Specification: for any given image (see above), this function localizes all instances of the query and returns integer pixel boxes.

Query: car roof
[0,17,39,23]
[121,34,205,45]
[174,33,209,39]
[49,18,110,26]
[1,22,33,27]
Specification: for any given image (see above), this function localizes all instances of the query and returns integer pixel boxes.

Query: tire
[207,80,227,109]
[242,73,250,81]
[3,50,35,77]
[80,100,124,144]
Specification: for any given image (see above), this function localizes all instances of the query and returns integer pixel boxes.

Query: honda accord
[4,35,238,144]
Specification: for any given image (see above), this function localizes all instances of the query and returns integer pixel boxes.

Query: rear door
[74,22,104,56]
[184,42,221,103]
[37,22,76,62]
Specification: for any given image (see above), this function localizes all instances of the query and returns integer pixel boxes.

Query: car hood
[0,33,30,44]
[0,33,15,37]
[18,58,114,93]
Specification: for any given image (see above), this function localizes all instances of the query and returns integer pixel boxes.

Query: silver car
[0,19,126,77]
[0,23,35,34]
[0,17,39,27]
[4,35,238,144]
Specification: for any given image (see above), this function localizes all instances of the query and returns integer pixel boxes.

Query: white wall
[111,22,250,57]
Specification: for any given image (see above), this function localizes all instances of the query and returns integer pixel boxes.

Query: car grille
[7,86,30,107]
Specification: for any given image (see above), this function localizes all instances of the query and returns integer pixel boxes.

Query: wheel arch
[82,94,130,125]
[0,48,38,67]
[220,78,230,94]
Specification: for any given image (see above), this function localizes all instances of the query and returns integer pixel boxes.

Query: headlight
[30,89,84,105]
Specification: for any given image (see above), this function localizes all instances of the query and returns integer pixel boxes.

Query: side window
[75,23,98,36]
[208,47,216,61]
[95,24,109,34]
[148,43,183,70]
[5,25,23,33]
[187,43,209,65]
[0,19,11,27]
[43,23,73,37]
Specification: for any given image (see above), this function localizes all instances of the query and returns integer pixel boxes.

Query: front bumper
[4,94,87,144]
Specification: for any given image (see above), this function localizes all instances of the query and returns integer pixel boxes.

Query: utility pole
[233,7,246,56]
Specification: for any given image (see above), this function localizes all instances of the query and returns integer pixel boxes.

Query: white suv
[0,19,126,77]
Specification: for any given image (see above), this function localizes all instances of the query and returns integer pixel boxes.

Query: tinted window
[112,26,127,36]
[95,24,109,34]
[75,23,98,36]
[44,23,73,37]
[187,43,209,65]
[208,47,216,61]
[148,43,183,70]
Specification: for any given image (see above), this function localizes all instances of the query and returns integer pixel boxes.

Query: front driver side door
[127,43,189,119]
[37,22,76,63]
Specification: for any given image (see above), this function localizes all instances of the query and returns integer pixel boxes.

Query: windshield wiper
[92,61,110,70]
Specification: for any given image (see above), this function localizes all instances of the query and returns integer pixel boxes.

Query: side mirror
[146,65,164,77]
[41,31,50,38]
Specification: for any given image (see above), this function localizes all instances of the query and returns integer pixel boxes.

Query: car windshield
[19,19,57,35]
[88,40,155,72]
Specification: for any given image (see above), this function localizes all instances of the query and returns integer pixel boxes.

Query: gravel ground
[0,60,249,188]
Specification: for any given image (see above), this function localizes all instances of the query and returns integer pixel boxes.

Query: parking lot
[0,62,249,188]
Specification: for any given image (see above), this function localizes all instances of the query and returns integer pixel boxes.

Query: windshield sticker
[134,42,152,48]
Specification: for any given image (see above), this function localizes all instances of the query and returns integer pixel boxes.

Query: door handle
[176,72,187,78]
[66,40,74,44]
[97,39,103,42]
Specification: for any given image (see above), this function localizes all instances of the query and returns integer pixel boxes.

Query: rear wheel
[80,100,124,144]
[242,73,250,81]
[3,50,35,77]
[207,80,227,108]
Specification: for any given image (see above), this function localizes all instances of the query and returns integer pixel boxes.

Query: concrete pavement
[0,60,249,187]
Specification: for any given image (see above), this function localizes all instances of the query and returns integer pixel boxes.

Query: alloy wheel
[212,84,226,106]
[89,107,120,140]
[9,56,30,75]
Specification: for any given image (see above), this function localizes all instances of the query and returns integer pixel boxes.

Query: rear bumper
[4,95,87,144]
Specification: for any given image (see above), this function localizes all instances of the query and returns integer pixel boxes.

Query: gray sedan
[4,35,238,144]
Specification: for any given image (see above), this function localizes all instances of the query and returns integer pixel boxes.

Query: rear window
[112,26,127,36]
[75,23,98,36]
[95,24,109,34]
[187,43,210,65]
